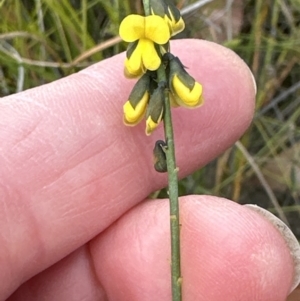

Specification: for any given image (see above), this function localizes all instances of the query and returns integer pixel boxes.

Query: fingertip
[181,195,294,300]
[91,195,295,301]
[245,204,300,293]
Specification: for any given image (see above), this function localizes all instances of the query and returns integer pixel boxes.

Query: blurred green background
[1,0,300,239]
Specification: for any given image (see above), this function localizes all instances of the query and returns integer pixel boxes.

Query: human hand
[1,39,299,301]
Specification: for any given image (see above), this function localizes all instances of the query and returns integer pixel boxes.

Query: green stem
[157,66,182,301]
[142,0,150,15]
[143,1,182,300]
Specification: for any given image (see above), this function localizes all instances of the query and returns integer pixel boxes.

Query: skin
[0,39,295,301]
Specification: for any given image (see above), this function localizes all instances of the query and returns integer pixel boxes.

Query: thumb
[90,195,299,301]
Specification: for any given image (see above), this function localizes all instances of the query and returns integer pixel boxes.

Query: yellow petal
[171,18,185,36]
[124,58,144,78]
[119,15,145,42]
[165,8,185,36]
[145,115,162,135]
[172,75,204,108]
[140,39,161,71]
[144,15,170,44]
[125,40,144,75]
[123,91,149,125]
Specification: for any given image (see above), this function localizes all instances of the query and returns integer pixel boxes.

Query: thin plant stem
[142,1,182,299]
[158,66,182,301]
[142,0,150,15]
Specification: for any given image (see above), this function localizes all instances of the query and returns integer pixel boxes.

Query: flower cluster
[119,0,204,135]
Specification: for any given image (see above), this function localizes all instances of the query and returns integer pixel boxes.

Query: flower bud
[166,53,204,108]
[145,83,165,135]
[149,0,185,36]
[123,73,151,125]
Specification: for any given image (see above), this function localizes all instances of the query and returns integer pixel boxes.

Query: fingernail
[245,204,300,292]
[249,69,257,95]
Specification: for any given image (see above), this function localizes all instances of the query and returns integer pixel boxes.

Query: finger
[0,39,255,298]
[8,196,296,301]
[7,247,106,301]
[90,195,295,301]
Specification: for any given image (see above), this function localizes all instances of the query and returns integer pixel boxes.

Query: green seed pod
[153,140,168,173]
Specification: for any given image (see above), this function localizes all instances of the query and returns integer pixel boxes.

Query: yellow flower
[119,14,171,76]
[171,75,203,107]
[166,53,204,108]
[123,73,166,135]
[123,73,151,125]
[149,0,185,36]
